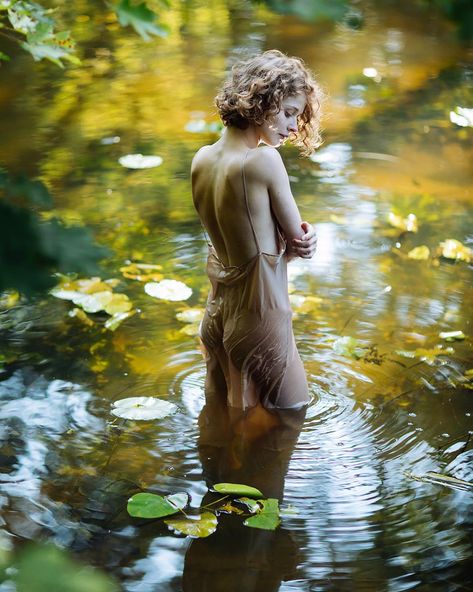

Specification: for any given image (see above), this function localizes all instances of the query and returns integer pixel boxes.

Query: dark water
[0,0,472,590]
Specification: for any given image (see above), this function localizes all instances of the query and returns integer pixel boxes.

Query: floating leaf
[118,154,163,169]
[407,245,430,260]
[438,239,472,263]
[71,291,113,313]
[236,497,261,513]
[145,279,192,301]
[103,293,132,315]
[406,471,473,491]
[179,323,201,337]
[439,330,465,341]
[176,308,204,323]
[127,492,188,518]
[111,396,177,420]
[120,262,163,282]
[332,336,364,359]
[396,345,454,365]
[164,511,217,538]
[388,212,418,233]
[244,498,280,531]
[104,310,136,331]
[213,483,263,498]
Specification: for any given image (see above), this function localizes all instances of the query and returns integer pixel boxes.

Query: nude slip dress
[199,153,310,411]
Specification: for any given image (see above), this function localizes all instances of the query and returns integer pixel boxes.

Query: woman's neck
[220,125,260,150]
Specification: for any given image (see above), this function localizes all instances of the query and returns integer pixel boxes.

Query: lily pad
[176,308,205,323]
[438,239,472,263]
[144,279,192,301]
[439,330,465,341]
[332,336,364,359]
[164,511,217,538]
[111,396,177,420]
[388,212,418,233]
[72,291,113,313]
[103,293,133,315]
[407,245,430,260]
[213,483,264,498]
[449,106,473,128]
[118,154,163,169]
[127,492,188,518]
[244,498,280,531]
[236,497,261,513]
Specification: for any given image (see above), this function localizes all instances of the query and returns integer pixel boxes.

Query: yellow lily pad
[103,293,133,315]
[72,291,114,313]
[439,330,465,342]
[407,246,430,260]
[164,512,217,538]
[396,345,454,365]
[438,239,472,263]
[145,280,192,301]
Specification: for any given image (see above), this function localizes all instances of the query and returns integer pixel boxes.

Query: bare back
[191,143,281,267]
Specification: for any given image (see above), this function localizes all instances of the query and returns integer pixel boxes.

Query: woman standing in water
[191,50,323,410]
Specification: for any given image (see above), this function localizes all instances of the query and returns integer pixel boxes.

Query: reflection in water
[184,399,306,592]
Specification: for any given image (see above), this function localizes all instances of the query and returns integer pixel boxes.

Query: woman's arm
[258,148,317,259]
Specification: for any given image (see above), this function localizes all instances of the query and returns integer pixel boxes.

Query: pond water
[0,0,472,590]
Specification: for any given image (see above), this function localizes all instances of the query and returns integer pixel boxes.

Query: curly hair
[215,50,324,156]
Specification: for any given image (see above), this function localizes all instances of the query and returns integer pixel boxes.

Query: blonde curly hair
[215,49,324,156]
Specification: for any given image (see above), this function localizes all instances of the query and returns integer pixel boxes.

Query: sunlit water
[0,0,472,590]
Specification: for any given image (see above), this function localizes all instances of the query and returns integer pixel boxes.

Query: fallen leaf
[439,330,465,341]
[120,262,163,282]
[176,308,205,323]
[104,310,136,331]
[388,212,418,233]
[407,245,430,260]
[164,512,217,538]
[438,239,472,263]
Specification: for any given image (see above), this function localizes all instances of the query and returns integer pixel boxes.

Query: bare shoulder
[245,146,286,182]
[191,144,212,175]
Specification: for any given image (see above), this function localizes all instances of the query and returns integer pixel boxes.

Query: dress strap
[242,150,261,254]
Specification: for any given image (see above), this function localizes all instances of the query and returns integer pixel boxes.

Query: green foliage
[115,0,169,40]
[256,0,348,22]
[0,0,168,65]
[0,169,108,295]
[12,544,118,592]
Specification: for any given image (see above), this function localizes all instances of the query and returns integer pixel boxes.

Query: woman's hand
[292,221,317,258]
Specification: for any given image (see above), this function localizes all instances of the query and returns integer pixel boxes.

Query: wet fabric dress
[199,157,309,411]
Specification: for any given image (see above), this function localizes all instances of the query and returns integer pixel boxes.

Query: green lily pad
[244,498,280,531]
[236,497,261,513]
[111,396,177,420]
[439,330,465,341]
[213,483,264,498]
[127,492,188,518]
[164,511,217,538]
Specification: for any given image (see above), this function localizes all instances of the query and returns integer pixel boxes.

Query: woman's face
[258,93,306,147]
